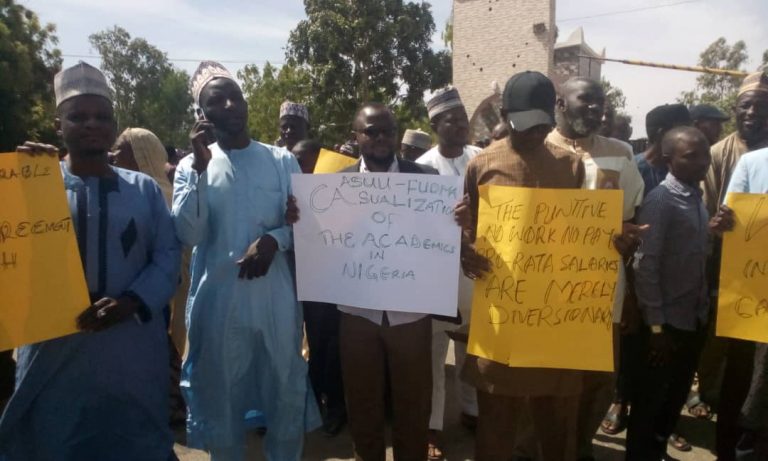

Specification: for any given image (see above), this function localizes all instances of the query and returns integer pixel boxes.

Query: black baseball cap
[502,71,556,131]
[689,104,730,122]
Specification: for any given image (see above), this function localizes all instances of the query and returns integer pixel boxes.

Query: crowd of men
[0,56,766,461]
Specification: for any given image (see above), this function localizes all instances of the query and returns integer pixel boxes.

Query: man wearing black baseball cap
[461,71,585,461]
[690,104,730,146]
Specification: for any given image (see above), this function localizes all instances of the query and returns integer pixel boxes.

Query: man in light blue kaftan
[0,62,181,461]
[173,61,319,461]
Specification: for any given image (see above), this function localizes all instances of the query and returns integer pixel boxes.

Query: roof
[554,27,604,59]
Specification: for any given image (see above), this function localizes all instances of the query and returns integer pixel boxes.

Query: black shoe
[322,413,347,437]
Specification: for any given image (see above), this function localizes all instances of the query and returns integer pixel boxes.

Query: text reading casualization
[717,193,768,343]
[291,173,463,316]
[468,186,623,372]
[0,153,89,350]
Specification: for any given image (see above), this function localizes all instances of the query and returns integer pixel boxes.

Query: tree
[442,9,453,50]
[89,26,193,146]
[238,61,313,144]
[286,0,452,145]
[0,0,62,150]
[600,78,627,115]
[679,38,749,119]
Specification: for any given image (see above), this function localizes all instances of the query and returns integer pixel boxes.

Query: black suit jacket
[340,157,439,175]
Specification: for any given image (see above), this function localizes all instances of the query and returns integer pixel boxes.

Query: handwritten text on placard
[468,186,622,372]
[0,153,89,351]
[292,173,463,315]
[717,193,768,343]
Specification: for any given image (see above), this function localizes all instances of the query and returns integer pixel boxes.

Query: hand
[453,194,472,233]
[461,242,492,280]
[648,330,675,367]
[189,120,215,173]
[709,204,735,236]
[613,223,649,257]
[16,141,59,156]
[237,235,278,279]
[285,195,300,225]
[77,297,139,332]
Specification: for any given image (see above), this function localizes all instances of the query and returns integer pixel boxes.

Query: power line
[61,54,285,66]
[559,0,702,23]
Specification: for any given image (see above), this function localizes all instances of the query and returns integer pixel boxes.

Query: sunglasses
[359,126,396,138]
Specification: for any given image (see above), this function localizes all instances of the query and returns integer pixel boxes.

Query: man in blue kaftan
[0,63,180,461]
[173,61,319,461]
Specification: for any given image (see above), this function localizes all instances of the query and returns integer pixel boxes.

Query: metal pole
[578,55,749,78]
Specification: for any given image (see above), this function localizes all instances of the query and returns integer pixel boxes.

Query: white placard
[292,173,463,315]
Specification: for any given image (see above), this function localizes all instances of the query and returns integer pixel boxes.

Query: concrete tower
[453,0,557,138]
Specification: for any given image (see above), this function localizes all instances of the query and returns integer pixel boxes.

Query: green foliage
[600,78,627,115]
[679,37,750,133]
[286,0,451,146]
[89,26,193,147]
[442,9,453,50]
[238,61,313,144]
[0,0,62,150]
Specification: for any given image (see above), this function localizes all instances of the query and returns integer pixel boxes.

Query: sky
[21,0,768,138]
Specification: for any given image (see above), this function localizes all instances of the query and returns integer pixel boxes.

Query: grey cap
[401,129,432,150]
[427,87,465,120]
[54,62,112,107]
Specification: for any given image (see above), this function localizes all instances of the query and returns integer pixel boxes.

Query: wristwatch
[650,324,663,334]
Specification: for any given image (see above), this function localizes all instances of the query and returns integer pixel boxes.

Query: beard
[362,151,396,170]
[570,116,595,137]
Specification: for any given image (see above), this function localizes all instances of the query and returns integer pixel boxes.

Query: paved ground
[175,348,718,461]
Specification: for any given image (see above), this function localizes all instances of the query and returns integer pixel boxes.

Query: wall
[453,0,556,118]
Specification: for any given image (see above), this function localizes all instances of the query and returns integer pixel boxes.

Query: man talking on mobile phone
[172,60,320,461]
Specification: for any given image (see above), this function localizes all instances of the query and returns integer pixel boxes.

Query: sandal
[686,394,713,420]
[600,402,627,435]
[668,433,692,452]
[428,430,444,460]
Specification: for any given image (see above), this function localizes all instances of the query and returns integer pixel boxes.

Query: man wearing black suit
[288,102,441,460]
[337,103,439,461]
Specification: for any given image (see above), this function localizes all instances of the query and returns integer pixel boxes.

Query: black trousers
[718,339,757,461]
[303,302,345,418]
[0,350,14,403]
[625,325,705,461]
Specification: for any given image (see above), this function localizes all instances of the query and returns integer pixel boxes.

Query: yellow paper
[0,153,89,350]
[468,186,622,371]
[717,193,768,343]
[313,148,358,174]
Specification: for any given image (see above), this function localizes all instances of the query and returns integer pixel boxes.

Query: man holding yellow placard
[461,71,587,461]
[718,145,768,459]
[0,63,181,460]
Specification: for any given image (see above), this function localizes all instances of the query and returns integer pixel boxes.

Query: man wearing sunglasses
[287,102,445,460]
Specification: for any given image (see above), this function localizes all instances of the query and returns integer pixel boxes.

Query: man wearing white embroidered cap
[174,60,320,461]
[417,86,481,460]
[279,101,310,152]
[0,61,181,460]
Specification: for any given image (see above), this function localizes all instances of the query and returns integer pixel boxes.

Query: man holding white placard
[288,102,474,461]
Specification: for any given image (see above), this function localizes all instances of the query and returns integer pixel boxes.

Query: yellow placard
[313,148,358,174]
[0,153,89,350]
[717,193,768,343]
[468,186,622,371]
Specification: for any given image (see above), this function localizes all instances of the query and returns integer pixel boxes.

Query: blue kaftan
[0,164,181,461]
[172,141,320,461]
